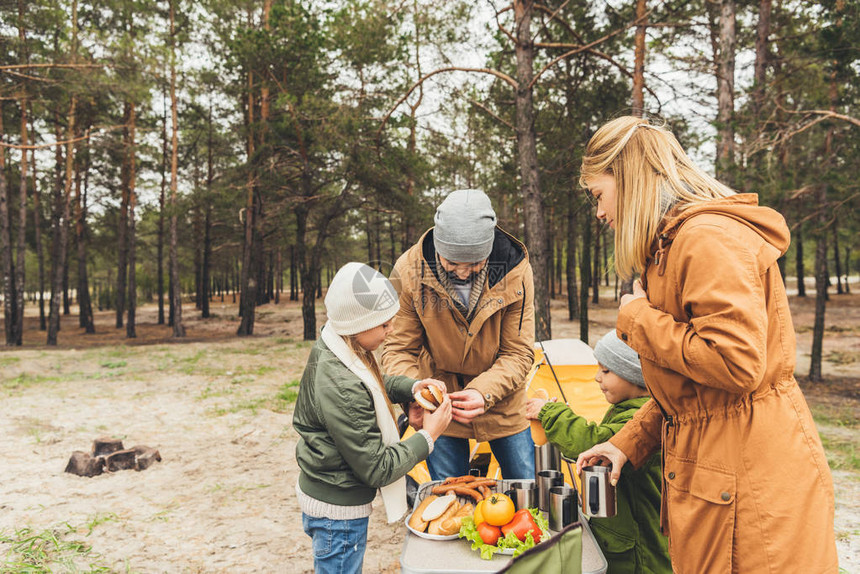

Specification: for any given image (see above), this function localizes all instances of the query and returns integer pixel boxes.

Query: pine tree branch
[377,67,518,141]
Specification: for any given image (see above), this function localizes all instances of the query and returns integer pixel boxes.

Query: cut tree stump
[64,451,105,477]
[133,446,162,471]
[64,439,162,477]
[93,437,124,457]
[105,449,137,472]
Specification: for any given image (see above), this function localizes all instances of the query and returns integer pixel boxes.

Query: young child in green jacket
[525,330,670,574]
[293,262,452,574]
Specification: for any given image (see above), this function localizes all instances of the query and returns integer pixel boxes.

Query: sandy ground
[0,289,858,573]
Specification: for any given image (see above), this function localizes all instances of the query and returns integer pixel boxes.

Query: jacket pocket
[664,455,736,573]
[591,522,638,574]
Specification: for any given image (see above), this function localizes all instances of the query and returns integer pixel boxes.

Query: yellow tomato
[473,500,485,525]
[482,493,516,526]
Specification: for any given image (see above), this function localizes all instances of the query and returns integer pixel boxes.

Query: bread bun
[414,385,444,411]
[408,494,437,532]
[435,515,465,536]
[428,501,461,535]
[421,493,457,522]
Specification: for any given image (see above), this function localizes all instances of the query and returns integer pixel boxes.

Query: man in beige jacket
[382,189,536,480]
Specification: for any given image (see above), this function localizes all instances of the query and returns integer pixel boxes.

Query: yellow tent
[404,338,609,486]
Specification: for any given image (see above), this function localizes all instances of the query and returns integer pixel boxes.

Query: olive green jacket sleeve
[294,340,428,506]
[540,397,670,573]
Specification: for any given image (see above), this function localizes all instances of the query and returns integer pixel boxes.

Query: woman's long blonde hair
[345,335,397,422]
[579,116,736,279]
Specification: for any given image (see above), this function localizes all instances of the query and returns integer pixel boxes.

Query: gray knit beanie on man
[593,330,646,388]
[433,189,497,263]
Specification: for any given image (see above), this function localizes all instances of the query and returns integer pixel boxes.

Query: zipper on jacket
[518,280,525,334]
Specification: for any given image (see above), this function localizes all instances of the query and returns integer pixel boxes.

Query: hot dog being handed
[408,379,448,430]
[413,379,447,411]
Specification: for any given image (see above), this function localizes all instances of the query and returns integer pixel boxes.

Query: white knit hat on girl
[325,262,400,336]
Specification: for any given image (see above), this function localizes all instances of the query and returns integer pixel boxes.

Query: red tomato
[501,509,541,542]
[477,521,502,546]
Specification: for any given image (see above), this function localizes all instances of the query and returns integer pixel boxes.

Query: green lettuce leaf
[458,509,552,561]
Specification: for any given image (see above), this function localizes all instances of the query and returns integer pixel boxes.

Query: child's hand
[407,401,425,430]
[422,396,453,440]
[525,398,547,420]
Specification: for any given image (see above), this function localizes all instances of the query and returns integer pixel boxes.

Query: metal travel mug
[537,470,564,512]
[548,485,576,531]
[534,442,561,475]
[505,481,537,511]
[580,465,617,518]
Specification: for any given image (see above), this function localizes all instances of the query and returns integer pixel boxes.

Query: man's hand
[448,388,486,424]
[619,279,647,309]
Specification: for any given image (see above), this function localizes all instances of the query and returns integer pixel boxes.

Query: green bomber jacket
[293,338,429,507]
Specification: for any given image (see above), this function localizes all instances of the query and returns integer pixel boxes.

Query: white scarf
[320,322,408,523]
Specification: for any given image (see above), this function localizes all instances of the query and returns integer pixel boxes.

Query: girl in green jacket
[525,330,671,574]
[293,262,452,574]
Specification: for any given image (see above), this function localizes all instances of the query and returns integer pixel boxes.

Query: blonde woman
[575,116,837,573]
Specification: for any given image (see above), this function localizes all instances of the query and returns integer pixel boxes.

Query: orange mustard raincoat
[612,194,838,573]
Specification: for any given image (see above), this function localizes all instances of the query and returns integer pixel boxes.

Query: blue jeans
[302,513,369,574]
[426,427,535,480]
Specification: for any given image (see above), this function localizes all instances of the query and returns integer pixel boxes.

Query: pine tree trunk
[274,249,281,304]
[514,0,551,339]
[796,211,806,297]
[48,92,76,346]
[201,100,214,318]
[116,101,131,329]
[290,245,297,301]
[555,222,563,299]
[0,105,14,345]
[752,0,772,120]
[566,192,579,320]
[832,221,843,295]
[194,201,202,310]
[709,0,736,186]
[366,210,373,263]
[579,208,592,343]
[14,98,29,345]
[296,204,317,341]
[168,0,184,338]
[29,114,46,331]
[127,101,137,338]
[75,141,93,333]
[255,202,266,306]
[632,0,647,116]
[809,184,828,381]
[157,88,167,325]
[548,210,555,298]
[237,85,257,335]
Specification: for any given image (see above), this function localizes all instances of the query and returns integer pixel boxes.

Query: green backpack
[498,522,583,574]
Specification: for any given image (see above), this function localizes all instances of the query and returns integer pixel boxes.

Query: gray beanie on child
[433,189,497,263]
[324,262,400,336]
[593,330,646,388]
